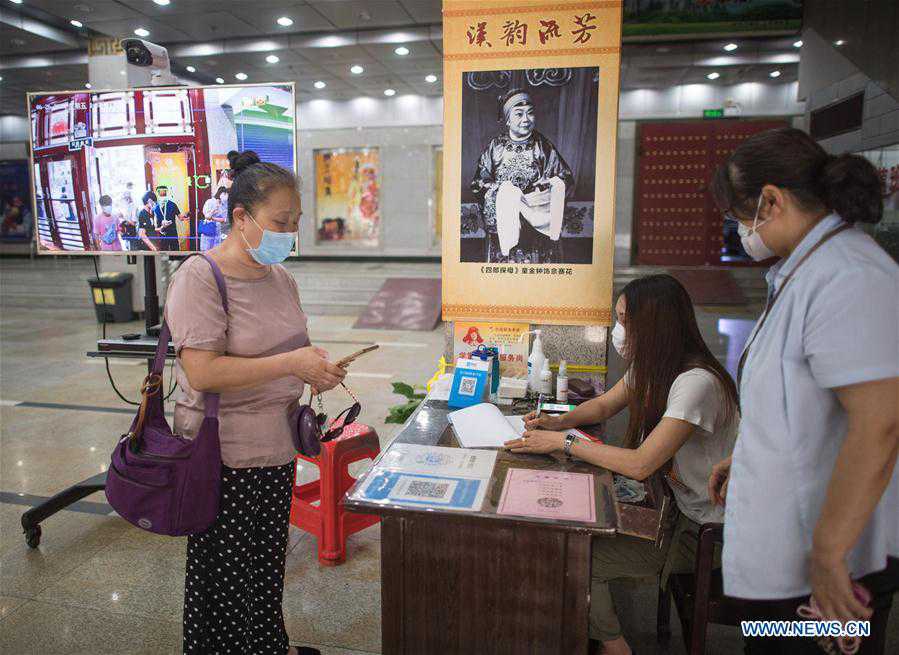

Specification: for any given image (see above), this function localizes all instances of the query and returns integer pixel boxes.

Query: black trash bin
[88,272,135,323]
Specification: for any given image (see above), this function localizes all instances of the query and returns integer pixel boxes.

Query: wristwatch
[563,432,577,458]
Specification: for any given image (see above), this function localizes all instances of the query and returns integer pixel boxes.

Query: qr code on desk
[392,476,458,504]
[406,480,450,499]
[458,376,477,396]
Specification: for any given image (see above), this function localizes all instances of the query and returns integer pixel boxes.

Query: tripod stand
[20,257,167,548]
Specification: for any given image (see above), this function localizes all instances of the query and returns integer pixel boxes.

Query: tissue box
[498,377,528,399]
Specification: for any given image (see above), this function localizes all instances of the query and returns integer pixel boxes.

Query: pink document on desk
[497,468,596,522]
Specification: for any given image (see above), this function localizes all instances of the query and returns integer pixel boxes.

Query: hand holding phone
[336,344,379,368]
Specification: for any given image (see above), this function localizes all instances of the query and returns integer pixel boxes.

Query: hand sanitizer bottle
[520,329,546,395]
[540,358,553,396]
[556,359,569,403]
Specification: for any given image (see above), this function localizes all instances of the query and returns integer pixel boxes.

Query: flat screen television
[27,82,296,254]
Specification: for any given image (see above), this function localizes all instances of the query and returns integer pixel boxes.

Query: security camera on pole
[120,38,177,87]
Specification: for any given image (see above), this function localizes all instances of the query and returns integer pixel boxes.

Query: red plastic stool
[290,422,381,566]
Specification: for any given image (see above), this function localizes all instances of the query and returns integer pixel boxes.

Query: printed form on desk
[447,402,527,448]
[446,402,595,449]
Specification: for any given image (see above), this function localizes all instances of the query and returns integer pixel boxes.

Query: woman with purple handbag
[166,151,346,655]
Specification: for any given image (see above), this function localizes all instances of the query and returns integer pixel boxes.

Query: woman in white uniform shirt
[506,274,740,655]
[708,128,899,654]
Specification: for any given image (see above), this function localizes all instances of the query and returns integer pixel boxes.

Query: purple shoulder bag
[105,254,227,536]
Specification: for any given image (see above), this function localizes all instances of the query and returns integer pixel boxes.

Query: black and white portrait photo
[460,66,599,265]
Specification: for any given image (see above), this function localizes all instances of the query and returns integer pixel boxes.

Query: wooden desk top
[345,396,619,535]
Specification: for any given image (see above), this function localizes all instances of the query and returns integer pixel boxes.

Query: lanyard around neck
[736,223,851,391]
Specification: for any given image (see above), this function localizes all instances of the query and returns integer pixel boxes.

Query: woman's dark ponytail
[225,150,297,222]
[711,127,884,225]
[820,153,883,225]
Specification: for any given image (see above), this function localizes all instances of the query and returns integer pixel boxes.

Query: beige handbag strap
[126,373,163,442]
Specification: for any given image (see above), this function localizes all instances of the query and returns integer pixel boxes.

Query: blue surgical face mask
[240,212,295,265]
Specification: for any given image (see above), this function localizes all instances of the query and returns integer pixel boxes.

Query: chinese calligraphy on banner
[442,0,622,326]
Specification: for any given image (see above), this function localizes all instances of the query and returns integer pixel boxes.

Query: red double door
[635,119,787,266]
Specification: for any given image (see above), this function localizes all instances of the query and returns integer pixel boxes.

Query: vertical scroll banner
[441,0,622,326]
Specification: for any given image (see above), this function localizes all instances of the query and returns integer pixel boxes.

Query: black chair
[657,522,751,654]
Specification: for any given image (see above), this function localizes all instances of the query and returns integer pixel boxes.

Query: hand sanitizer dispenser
[518,330,546,395]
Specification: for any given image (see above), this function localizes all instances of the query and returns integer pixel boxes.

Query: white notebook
[447,403,527,448]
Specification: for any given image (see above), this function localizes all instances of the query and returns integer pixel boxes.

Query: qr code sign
[458,376,477,396]
[406,480,451,499]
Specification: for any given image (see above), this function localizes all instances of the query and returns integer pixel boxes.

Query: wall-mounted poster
[442,0,622,326]
[0,160,33,244]
[314,148,381,246]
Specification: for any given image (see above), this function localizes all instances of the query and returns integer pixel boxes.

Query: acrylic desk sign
[355,444,498,512]
[448,357,490,408]
[359,471,489,512]
[497,468,596,523]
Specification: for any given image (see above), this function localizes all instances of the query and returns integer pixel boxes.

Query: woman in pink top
[165,150,346,655]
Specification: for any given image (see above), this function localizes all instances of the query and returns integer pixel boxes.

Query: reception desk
[345,397,625,655]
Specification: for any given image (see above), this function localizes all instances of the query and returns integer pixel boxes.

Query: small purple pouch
[289,399,322,458]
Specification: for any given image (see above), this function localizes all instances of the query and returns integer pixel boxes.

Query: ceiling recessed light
[723,43,738,51]
[314,80,326,89]
[394,46,410,56]
[277,16,293,27]
[134,27,150,37]
[350,64,364,75]
[153,0,171,5]
[769,70,782,78]
[834,39,845,46]
[266,54,279,64]
[707,72,720,80]
[235,72,247,80]
[185,65,196,73]
[793,40,803,48]
[85,82,91,88]
[384,88,396,96]
[0,75,4,82]
[215,77,225,84]
[425,74,438,83]
[9,0,23,4]
[70,19,83,28]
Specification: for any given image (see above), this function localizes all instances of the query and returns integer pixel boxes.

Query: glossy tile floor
[1,268,897,655]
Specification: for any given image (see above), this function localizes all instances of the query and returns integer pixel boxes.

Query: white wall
[619,81,804,120]
[295,81,803,131]
[300,95,443,131]
[297,125,442,258]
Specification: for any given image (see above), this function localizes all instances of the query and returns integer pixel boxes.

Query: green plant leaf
[391,382,416,399]
[385,399,422,424]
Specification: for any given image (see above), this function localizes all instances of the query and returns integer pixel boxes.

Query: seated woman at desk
[505,273,739,655]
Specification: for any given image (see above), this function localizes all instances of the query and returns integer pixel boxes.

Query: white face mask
[738,194,776,261]
[611,322,627,358]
